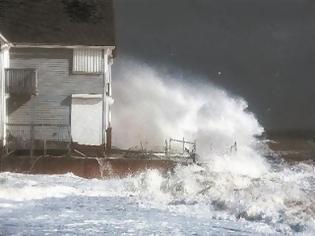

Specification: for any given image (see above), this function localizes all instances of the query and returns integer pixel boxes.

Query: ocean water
[1,62,314,235]
[0,158,314,235]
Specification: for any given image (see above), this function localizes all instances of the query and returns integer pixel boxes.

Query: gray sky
[113,0,315,131]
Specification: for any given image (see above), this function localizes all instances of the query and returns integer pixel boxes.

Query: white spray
[112,59,268,177]
[109,59,315,234]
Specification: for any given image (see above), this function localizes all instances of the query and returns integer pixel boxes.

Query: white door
[71,94,103,145]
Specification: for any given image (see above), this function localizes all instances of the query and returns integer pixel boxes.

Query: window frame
[5,68,38,96]
[72,48,104,75]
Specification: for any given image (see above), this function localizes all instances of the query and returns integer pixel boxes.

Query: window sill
[72,94,102,99]
[71,71,103,76]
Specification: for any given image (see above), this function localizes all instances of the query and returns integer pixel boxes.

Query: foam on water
[0,164,314,235]
[0,61,314,235]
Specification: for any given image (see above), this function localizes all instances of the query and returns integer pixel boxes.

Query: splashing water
[0,61,314,235]
[111,61,315,234]
[0,164,314,235]
[113,60,267,177]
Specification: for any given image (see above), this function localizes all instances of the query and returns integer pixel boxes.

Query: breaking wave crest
[129,163,315,234]
[112,60,268,177]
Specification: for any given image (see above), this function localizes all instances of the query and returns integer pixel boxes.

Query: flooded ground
[0,155,314,235]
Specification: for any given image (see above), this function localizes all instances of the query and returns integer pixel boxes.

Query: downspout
[102,48,114,154]
[0,45,2,150]
[102,49,106,150]
[106,56,113,153]
[0,44,10,149]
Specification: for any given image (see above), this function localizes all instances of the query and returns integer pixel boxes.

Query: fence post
[67,124,72,157]
[30,124,34,158]
[164,139,168,158]
[106,127,112,154]
[43,137,47,157]
[169,138,172,151]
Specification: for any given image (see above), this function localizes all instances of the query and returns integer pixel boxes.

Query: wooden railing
[6,123,71,156]
[5,68,38,95]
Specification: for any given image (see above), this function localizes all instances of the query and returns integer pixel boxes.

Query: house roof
[0,0,115,46]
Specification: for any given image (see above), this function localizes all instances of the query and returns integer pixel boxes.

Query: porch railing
[6,123,71,154]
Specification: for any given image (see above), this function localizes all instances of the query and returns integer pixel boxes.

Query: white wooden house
[0,0,116,156]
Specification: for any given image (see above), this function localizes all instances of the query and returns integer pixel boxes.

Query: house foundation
[0,155,179,179]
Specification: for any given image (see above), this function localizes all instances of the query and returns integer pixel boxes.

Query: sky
[112,0,315,132]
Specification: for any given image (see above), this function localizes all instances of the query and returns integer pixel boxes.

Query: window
[5,68,37,95]
[73,48,103,73]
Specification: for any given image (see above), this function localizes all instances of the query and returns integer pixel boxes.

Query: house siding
[8,48,106,148]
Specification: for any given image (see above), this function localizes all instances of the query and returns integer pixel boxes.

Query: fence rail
[168,137,196,154]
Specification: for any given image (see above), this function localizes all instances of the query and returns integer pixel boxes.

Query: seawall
[0,156,179,179]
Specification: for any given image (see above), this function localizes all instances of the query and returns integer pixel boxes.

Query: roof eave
[11,43,116,49]
[0,32,9,44]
